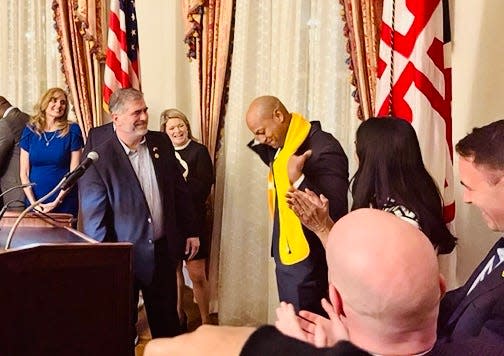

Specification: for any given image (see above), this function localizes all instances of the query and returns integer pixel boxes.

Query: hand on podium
[36,200,59,213]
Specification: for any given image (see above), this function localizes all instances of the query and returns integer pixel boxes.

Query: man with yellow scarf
[245,96,349,315]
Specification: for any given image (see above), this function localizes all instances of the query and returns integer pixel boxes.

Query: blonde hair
[30,87,70,136]
[160,108,194,140]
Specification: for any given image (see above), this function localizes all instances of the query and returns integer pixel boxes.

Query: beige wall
[136,0,199,136]
[451,0,504,283]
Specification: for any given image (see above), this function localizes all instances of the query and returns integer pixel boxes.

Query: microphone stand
[4,179,66,250]
[31,209,98,244]
[0,182,35,199]
[0,200,25,220]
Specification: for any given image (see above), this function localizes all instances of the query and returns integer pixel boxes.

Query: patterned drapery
[339,0,383,119]
[182,0,235,314]
[218,0,356,325]
[52,0,107,139]
[182,0,205,60]
[183,0,234,161]
[0,1,65,112]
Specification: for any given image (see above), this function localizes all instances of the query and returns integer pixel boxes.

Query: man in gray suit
[0,96,29,209]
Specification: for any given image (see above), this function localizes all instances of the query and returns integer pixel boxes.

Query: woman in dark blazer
[161,108,214,327]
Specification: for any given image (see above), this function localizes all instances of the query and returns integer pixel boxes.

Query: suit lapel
[447,238,504,326]
[109,134,145,197]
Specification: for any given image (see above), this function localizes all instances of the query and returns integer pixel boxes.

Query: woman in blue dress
[19,87,83,217]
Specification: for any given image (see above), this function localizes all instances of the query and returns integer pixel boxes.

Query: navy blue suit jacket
[438,237,504,349]
[79,126,198,284]
[248,121,348,314]
[248,121,349,262]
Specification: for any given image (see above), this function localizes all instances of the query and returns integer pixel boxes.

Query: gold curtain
[182,0,234,313]
[183,0,204,60]
[183,0,234,160]
[340,0,383,119]
[52,0,107,139]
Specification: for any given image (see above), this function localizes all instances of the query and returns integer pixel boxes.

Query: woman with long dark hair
[287,117,456,254]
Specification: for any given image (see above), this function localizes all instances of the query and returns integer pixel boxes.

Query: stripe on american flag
[103,0,141,110]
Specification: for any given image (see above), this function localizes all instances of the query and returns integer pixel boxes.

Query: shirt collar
[117,135,147,155]
[174,139,191,151]
[2,106,15,118]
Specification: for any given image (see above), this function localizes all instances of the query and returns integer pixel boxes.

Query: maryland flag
[376,0,454,223]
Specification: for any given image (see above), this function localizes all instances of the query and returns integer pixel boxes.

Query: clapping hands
[285,187,334,247]
[275,297,349,348]
[275,302,309,342]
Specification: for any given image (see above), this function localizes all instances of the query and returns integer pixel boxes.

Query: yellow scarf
[268,113,311,265]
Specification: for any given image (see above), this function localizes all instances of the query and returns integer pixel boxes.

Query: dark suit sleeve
[438,239,504,344]
[437,322,504,354]
[83,123,114,157]
[247,140,276,166]
[438,287,504,351]
[0,118,15,171]
[437,286,466,330]
[78,140,112,242]
[299,133,349,222]
[466,298,504,343]
[432,336,504,355]
[187,145,214,204]
[167,141,199,239]
[240,325,370,356]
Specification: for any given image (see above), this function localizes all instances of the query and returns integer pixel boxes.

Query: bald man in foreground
[271,208,444,354]
[146,209,473,355]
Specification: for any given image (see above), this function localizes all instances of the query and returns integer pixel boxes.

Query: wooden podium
[0,211,86,249]
[0,211,133,356]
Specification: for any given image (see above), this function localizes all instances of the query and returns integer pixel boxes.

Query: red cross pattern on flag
[103,0,141,110]
[376,0,455,223]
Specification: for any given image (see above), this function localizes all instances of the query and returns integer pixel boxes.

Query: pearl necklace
[42,131,57,146]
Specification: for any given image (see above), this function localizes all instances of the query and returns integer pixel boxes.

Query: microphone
[4,152,98,249]
[60,151,99,191]
[4,151,98,249]
[0,182,35,199]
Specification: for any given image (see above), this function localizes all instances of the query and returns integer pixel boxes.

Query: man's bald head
[0,96,12,117]
[246,96,280,121]
[245,96,291,149]
[326,208,444,354]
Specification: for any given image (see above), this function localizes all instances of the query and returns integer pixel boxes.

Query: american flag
[103,0,141,109]
[375,0,455,223]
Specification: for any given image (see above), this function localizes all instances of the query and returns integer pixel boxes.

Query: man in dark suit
[79,88,200,344]
[0,96,29,209]
[437,120,504,346]
[245,96,349,315]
